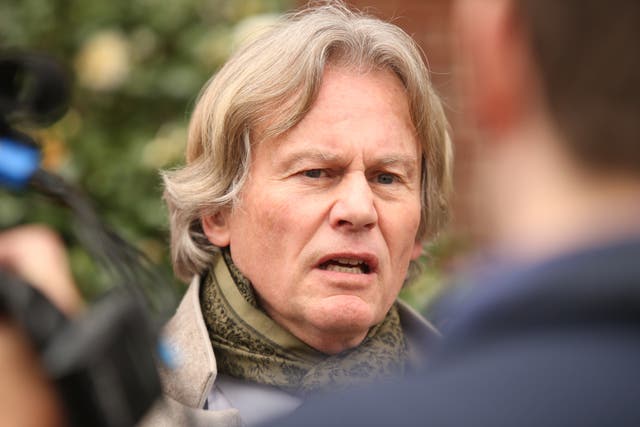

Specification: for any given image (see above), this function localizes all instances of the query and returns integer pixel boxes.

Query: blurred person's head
[163,2,451,353]
[454,0,640,259]
[516,1,640,174]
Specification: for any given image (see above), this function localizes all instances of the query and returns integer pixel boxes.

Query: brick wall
[348,0,454,80]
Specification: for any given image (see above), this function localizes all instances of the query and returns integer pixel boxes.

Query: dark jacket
[270,238,640,427]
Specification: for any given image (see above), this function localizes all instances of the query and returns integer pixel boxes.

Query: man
[269,0,640,426]
[143,2,452,426]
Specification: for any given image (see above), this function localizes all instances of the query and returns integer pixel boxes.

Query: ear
[201,210,231,247]
[453,0,530,135]
[411,240,423,261]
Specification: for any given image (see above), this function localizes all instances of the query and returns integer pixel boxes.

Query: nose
[329,172,378,231]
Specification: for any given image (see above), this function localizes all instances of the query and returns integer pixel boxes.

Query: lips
[316,253,378,275]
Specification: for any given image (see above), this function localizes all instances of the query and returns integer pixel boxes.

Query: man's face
[205,67,423,354]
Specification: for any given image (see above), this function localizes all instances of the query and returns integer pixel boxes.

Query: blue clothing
[268,238,640,427]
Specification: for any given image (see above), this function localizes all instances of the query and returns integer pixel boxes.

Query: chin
[310,295,381,334]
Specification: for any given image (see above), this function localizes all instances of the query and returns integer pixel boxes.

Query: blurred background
[0,0,474,315]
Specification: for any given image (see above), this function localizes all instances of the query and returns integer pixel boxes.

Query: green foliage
[400,233,470,316]
[0,0,293,298]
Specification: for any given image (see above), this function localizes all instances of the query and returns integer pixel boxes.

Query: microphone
[0,51,70,126]
[0,51,69,190]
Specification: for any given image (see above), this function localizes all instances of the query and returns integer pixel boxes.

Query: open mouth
[318,258,372,274]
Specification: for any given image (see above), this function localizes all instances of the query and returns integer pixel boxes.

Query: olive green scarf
[200,249,408,396]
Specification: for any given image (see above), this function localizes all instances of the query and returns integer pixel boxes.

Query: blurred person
[266,0,640,426]
[142,2,452,426]
[0,225,83,427]
[0,321,65,427]
[0,225,83,315]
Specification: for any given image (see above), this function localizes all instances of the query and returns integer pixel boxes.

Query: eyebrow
[277,149,342,173]
[277,149,419,177]
[373,155,419,171]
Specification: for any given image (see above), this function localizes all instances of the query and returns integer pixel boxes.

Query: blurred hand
[0,225,83,427]
[0,225,83,315]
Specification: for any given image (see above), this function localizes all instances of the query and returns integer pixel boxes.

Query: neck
[259,299,369,355]
[475,116,640,264]
[300,331,368,355]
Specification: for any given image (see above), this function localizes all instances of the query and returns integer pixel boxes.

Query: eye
[376,173,397,185]
[302,169,325,178]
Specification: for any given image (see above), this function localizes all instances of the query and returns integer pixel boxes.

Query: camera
[0,51,173,427]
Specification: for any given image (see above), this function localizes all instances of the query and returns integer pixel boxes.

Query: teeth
[319,257,371,274]
[334,258,364,266]
[325,265,364,274]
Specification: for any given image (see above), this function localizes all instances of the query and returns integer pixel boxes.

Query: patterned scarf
[200,249,408,396]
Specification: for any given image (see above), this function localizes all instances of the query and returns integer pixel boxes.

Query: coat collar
[158,273,216,409]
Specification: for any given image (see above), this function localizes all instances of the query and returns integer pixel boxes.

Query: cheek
[251,196,296,240]
[381,202,422,256]
[405,199,423,238]
[230,192,301,264]
[251,188,329,245]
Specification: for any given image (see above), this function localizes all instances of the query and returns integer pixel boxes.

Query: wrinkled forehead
[250,63,416,148]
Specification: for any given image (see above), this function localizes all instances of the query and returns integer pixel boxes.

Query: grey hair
[162,1,453,282]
